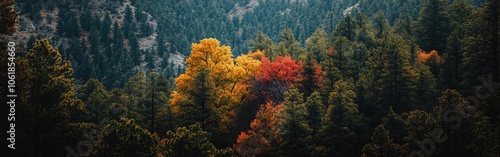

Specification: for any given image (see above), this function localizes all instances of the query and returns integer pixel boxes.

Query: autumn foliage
[234,102,283,157]
[254,56,303,102]
[417,50,444,64]
[170,38,261,132]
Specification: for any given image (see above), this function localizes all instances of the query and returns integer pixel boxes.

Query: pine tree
[92,118,160,157]
[77,79,110,124]
[17,39,84,156]
[361,125,401,157]
[304,91,324,145]
[333,14,356,41]
[80,9,92,31]
[112,21,124,64]
[306,28,328,63]
[277,29,304,60]
[378,33,417,113]
[372,11,390,39]
[321,79,362,157]
[440,0,473,89]
[461,0,500,89]
[122,5,137,38]
[427,90,497,156]
[414,62,437,111]
[129,33,141,65]
[299,52,323,98]
[100,13,112,44]
[277,87,312,156]
[413,0,451,54]
[0,0,18,35]
[162,123,233,156]
[146,72,173,134]
[250,30,275,53]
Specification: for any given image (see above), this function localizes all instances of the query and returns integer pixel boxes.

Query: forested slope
[0,0,499,156]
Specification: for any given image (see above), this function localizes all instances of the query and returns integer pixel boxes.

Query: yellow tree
[170,38,261,143]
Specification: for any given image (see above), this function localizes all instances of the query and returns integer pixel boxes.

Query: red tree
[234,102,283,157]
[254,56,303,103]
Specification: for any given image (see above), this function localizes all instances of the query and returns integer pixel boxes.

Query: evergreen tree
[17,39,84,156]
[122,72,149,127]
[112,21,124,64]
[100,13,112,44]
[461,0,500,89]
[372,11,390,38]
[306,28,329,63]
[413,0,451,54]
[414,62,437,110]
[92,118,160,157]
[0,0,17,35]
[80,9,92,31]
[250,30,275,54]
[305,91,324,141]
[162,123,233,157]
[333,14,356,41]
[361,125,401,157]
[440,0,473,89]
[321,79,362,157]
[378,33,417,113]
[277,29,305,60]
[129,33,141,65]
[122,5,137,38]
[77,79,110,124]
[427,90,497,156]
[146,72,174,134]
[299,52,323,98]
[277,87,312,156]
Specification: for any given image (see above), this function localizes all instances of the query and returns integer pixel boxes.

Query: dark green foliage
[372,11,390,38]
[361,125,401,157]
[0,0,17,35]
[250,30,275,55]
[57,11,81,38]
[16,39,84,156]
[129,33,141,65]
[320,79,363,157]
[461,0,500,91]
[378,33,417,113]
[305,91,324,140]
[78,79,110,124]
[333,14,357,41]
[277,29,304,60]
[428,90,497,156]
[278,87,312,157]
[161,123,234,157]
[440,0,473,89]
[80,9,92,31]
[299,53,323,98]
[413,0,451,54]
[122,5,137,38]
[100,13,112,44]
[92,118,160,157]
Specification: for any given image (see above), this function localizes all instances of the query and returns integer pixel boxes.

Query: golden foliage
[171,38,261,131]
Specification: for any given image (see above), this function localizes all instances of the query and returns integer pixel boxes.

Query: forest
[0,0,499,156]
